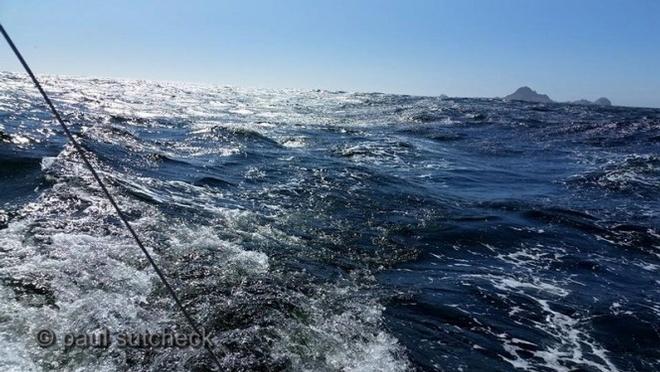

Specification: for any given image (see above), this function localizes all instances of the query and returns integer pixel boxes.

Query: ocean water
[0,71,658,371]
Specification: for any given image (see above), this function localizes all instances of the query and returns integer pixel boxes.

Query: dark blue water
[1,71,658,371]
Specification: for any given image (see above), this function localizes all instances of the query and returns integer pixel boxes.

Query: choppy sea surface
[0,71,658,371]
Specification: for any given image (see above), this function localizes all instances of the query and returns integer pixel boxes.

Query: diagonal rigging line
[0,23,225,369]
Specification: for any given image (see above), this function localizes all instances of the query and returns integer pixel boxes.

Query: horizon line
[2,69,658,110]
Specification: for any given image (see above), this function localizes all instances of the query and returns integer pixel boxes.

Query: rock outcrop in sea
[503,86,614,106]
[571,97,613,106]
[594,97,612,106]
[504,87,553,103]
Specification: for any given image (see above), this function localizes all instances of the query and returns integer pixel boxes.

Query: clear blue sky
[1,0,659,108]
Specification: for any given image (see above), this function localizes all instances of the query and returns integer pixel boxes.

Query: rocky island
[571,97,612,106]
[593,97,612,106]
[504,86,613,106]
[504,86,553,103]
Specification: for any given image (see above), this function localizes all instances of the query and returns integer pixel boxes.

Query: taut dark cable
[0,23,224,369]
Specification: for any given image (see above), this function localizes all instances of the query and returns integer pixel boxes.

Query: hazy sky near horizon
[1,0,659,108]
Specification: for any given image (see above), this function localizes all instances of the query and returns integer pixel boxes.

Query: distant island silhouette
[504,86,553,103]
[503,86,612,106]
